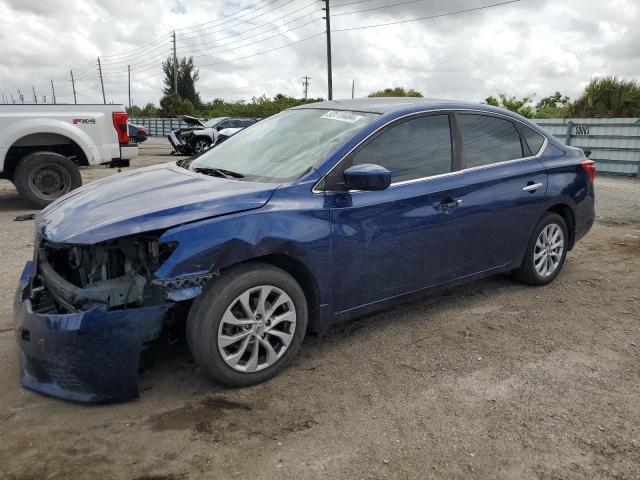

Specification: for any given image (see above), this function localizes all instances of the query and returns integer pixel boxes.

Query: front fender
[154,181,332,308]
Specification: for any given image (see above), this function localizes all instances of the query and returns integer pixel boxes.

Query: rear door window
[351,114,453,183]
[457,114,524,168]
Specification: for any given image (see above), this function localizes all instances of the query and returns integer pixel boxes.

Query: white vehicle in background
[0,104,138,207]
[168,116,260,155]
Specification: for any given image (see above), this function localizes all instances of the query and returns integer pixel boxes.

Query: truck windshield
[188,109,377,182]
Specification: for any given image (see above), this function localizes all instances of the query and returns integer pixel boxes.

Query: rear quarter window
[520,125,546,155]
[458,114,523,168]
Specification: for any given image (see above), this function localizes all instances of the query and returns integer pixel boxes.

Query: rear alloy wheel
[533,223,564,278]
[13,151,82,208]
[187,263,307,387]
[192,138,211,155]
[514,212,568,285]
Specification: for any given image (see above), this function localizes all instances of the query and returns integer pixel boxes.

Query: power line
[179,0,319,50]
[99,35,172,59]
[332,0,430,17]
[175,0,275,33]
[197,31,324,68]
[332,0,523,32]
[332,0,374,7]
[186,18,321,60]
[99,41,172,66]
[179,0,287,37]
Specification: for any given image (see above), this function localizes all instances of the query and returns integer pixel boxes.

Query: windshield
[203,117,228,128]
[189,109,377,182]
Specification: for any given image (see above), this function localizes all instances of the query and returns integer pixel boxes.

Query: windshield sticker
[320,111,364,123]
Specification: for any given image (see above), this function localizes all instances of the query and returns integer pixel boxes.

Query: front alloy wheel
[187,262,308,387]
[218,286,297,372]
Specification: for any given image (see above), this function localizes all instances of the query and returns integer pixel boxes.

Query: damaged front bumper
[168,131,190,154]
[14,261,169,403]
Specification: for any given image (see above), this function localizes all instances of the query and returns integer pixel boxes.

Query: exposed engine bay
[30,235,176,314]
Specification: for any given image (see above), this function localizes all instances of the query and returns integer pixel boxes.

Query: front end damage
[14,234,208,403]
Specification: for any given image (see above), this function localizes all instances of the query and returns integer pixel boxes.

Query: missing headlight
[35,235,178,312]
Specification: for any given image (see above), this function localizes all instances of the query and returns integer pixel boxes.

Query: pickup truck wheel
[14,152,82,208]
[187,262,308,387]
[191,138,211,155]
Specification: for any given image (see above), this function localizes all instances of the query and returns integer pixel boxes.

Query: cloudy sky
[0,0,638,107]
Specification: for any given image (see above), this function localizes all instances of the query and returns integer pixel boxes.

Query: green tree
[140,103,159,117]
[368,87,423,98]
[200,94,323,119]
[162,56,201,107]
[483,93,535,118]
[126,105,143,116]
[536,91,570,110]
[534,92,571,118]
[159,93,195,117]
[578,76,640,117]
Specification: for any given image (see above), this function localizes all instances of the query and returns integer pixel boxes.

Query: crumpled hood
[37,163,278,244]
[179,115,205,127]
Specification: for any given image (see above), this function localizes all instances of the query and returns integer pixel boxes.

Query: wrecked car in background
[14,98,595,403]
[168,115,260,155]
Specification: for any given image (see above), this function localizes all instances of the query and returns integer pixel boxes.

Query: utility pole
[302,75,310,100]
[351,80,355,99]
[322,0,333,100]
[172,31,178,95]
[97,57,106,104]
[51,80,56,104]
[70,70,77,104]
[128,64,131,110]
[18,89,24,103]
[32,86,38,104]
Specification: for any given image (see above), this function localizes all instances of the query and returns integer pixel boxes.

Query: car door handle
[434,199,463,212]
[522,182,544,192]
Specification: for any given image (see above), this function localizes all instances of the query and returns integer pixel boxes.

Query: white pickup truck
[0,104,138,207]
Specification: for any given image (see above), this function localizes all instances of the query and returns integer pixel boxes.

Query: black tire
[13,151,82,208]
[513,212,569,286]
[190,138,211,155]
[187,262,308,387]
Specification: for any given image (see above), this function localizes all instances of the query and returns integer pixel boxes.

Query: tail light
[580,159,596,182]
[112,112,129,143]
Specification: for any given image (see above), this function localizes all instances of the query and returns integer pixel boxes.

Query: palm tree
[580,77,640,117]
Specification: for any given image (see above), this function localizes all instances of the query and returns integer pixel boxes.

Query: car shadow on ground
[137,272,522,400]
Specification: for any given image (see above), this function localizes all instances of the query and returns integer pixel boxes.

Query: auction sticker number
[321,111,364,123]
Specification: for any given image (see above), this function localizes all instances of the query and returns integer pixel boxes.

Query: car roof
[290,97,548,135]
[291,97,512,115]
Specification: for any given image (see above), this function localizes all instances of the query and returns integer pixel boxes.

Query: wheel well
[547,204,576,249]
[244,254,320,331]
[4,133,88,180]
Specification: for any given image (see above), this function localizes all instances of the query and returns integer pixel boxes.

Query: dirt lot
[0,138,639,480]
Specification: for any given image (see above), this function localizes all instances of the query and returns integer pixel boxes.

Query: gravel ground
[0,138,639,480]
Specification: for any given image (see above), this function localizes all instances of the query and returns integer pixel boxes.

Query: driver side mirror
[343,164,391,191]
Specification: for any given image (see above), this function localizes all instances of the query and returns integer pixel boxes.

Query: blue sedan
[14,98,595,402]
